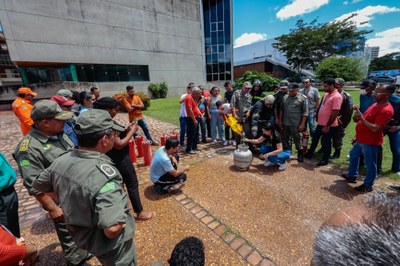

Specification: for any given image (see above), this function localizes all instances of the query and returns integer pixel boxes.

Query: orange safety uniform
[12,97,34,136]
[123,95,144,121]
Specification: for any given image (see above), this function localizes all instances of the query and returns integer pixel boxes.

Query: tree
[368,52,400,72]
[272,15,371,73]
[316,56,364,82]
[234,71,281,91]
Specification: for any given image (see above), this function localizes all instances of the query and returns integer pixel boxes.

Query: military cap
[75,109,124,135]
[279,80,290,88]
[31,100,72,121]
[287,83,300,91]
[335,78,345,85]
[243,81,252,88]
[57,89,73,98]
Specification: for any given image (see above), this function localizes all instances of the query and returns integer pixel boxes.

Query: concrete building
[0,0,233,102]
[365,46,380,60]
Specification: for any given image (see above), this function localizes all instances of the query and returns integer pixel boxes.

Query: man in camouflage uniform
[13,100,90,266]
[33,109,137,266]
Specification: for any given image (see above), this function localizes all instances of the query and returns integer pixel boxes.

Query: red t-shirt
[185,94,201,118]
[356,103,394,145]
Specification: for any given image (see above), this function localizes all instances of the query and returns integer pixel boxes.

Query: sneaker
[278,162,287,171]
[168,183,185,192]
[232,140,237,146]
[223,140,228,146]
[213,139,218,144]
[340,174,357,183]
[354,184,373,193]
[316,160,328,166]
[303,152,313,159]
[388,185,400,192]
[264,161,275,167]
[188,150,197,154]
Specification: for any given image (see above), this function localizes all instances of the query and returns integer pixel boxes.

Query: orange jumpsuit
[12,97,34,136]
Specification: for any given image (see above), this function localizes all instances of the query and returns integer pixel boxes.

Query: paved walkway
[1,110,393,265]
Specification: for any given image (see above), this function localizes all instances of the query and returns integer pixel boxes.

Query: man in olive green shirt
[13,100,90,266]
[33,109,136,266]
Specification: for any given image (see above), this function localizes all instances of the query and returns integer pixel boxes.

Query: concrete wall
[0,0,205,97]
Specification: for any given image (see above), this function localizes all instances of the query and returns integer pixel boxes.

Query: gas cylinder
[136,135,144,157]
[142,140,152,166]
[302,131,310,153]
[233,144,253,171]
[128,139,137,163]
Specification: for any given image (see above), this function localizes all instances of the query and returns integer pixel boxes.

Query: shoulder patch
[97,163,117,178]
[99,181,117,193]
[43,144,52,150]
[19,159,31,167]
[19,139,30,152]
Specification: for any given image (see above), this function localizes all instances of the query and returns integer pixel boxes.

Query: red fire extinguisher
[128,139,136,163]
[142,139,152,166]
[170,128,179,140]
[160,131,168,147]
[136,135,144,157]
[302,131,310,153]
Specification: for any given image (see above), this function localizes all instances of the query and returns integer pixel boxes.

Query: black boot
[331,149,341,159]
[297,150,304,163]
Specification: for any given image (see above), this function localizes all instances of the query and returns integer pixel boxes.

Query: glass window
[218,22,224,31]
[76,64,149,82]
[211,22,217,32]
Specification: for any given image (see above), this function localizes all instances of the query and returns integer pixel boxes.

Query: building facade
[0,0,213,100]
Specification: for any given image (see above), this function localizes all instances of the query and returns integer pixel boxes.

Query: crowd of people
[2,77,400,265]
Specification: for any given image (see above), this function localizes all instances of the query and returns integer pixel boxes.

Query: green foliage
[368,52,400,72]
[316,57,364,81]
[147,82,169,98]
[136,92,151,110]
[234,70,281,91]
[272,15,372,72]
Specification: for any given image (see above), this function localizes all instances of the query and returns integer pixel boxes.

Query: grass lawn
[143,90,399,181]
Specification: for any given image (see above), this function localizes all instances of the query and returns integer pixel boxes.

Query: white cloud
[352,0,362,4]
[334,5,400,27]
[234,33,267,48]
[276,0,329,20]
[343,1,349,5]
[366,27,400,56]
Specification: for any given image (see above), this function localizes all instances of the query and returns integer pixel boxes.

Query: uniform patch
[43,144,52,150]
[19,160,31,167]
[99,164,116,177]
[99,181,117,193]
[19,139,30,152]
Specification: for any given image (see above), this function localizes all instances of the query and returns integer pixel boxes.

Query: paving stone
[207,220,220,230]
[180,198,192,205]
[184,202,195,210]
[260,259,274,266]
[238,244,253,258]
[221,232,236,243]
[230,237,245,250]
[175,194,187,201]
[190,206,203,214]
[195,210,208,219]
[213,224,226,236]
[200,215,214,225]
[247,250,263,265]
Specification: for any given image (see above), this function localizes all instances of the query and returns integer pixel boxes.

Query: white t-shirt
[180,93,188,117]
[150,147,174,182]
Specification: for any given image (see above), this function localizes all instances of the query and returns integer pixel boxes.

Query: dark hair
[126,85,134,91]
[17,93,26,98]
[71,91,80,102]
[93,97,121,109]
[78,91,92,104]
[384,84,396,94]
[187,85,193,90]
[165,137,179,150]
[210,86,219,93]
[76,128,113,147]
[262,122,274,131]
[323,78,336,86]
[90,87,98,93]
[170,237,205,266]
[224,81,231,87]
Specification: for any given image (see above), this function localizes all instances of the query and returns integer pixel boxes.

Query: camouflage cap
[243,81,252,88]
[279,80,290,88]
[31,100,72,121]
[75,109,124,135]
[57,89,73,98]
[335,78,345,85]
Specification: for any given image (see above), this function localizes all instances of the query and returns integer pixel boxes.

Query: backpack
[339,91,353,128]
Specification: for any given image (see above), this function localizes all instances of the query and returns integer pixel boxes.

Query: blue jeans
[388,130,400,172]
[307,111,317,137]
[210,109,225,141]
[199,115,207,142]
[179,117,186,146]
[137,118,154,142]
[307,125,336,162]
[349,142,378,188]
[259,146,291,164]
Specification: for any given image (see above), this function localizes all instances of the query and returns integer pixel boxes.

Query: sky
[233,0,400,56]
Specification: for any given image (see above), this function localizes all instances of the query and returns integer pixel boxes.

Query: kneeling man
[150,138,190,194]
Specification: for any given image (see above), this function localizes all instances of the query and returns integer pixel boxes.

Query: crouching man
[33,109,137,266]
[150,138,190,194]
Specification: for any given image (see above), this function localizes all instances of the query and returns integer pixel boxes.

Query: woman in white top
[209,86,225,143]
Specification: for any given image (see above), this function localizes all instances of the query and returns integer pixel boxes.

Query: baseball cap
[93,97,121,109]
[57,89,73,98]
[287,83,300,91]
[279,80,290,88]
[50,96,75,107]
[31,100,72,121]
[243,81,252,88]
[335,78,345,85]
[264,95,275,104]
[75,109,125,135]
[18,87,37,97]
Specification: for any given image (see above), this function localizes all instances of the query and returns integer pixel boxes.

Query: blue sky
[233,0,400,56]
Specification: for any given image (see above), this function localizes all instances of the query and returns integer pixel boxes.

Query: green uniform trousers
[97,239,137,266]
